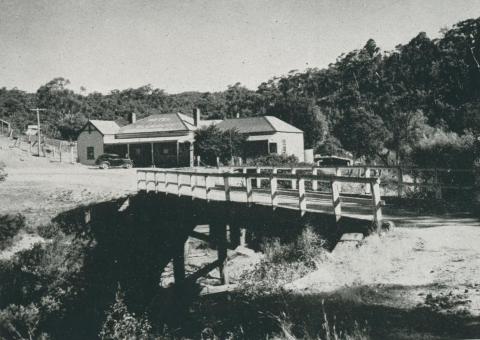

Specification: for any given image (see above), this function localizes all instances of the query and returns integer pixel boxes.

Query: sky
[0,0,479,94]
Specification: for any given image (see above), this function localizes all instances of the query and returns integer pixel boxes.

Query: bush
[410,129,476,169]
[99,286,153,340]
[0,214,25,250]
[246,154,303,167]
[240,227,326,297]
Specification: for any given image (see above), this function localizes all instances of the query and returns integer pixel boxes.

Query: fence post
[331,179,341,222]
[270,168,278,209]
[256,168,261,188]
[312,168,318,191]
[224,174,231,201]
[434,168,442,199]
[298,176,306,215]
[364,167,371,194]
[370,178,383,230]
[397,167,403,197]
[245,175,253,206]
[291,168,297,189]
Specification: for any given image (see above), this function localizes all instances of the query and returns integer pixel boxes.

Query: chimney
[129,112,137,124]
[193,108,201,127]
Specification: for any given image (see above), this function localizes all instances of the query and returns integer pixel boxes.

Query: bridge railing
[226,165,476,199]
[136,168,383,227]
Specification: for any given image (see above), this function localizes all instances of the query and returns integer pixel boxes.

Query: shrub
[99,286,153,340]
[410,129,476,169]
[0,214,25,250]
[240,227,326,297]
[246,154,302,167]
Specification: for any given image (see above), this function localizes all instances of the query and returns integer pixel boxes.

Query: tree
[194,126,246,165]
[336,107,390,162]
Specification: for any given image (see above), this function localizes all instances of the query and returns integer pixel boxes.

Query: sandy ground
[2,135,480,319]
[288,222,480,318]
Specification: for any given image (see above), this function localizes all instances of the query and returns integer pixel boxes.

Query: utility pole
[30,108,46,157]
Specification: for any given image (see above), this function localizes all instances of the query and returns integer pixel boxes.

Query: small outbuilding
[77,120,120,165]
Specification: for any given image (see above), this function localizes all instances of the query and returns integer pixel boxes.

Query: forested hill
[1,17,479,165]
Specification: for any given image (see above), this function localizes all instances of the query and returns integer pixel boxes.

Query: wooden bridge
[136,167,383,228]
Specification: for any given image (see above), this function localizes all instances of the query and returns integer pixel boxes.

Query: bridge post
[298,177,306,215]
[397,167,403,197]
[331,179,341,222]
[246,175,253,205]
[256,168,261,188]
[434,168,442,199]
[224,174,231,201]
[291,168,297,190]
[218,223,229,284]
[364,167,371,194]
[270,169,278,209]
[176,173,181,197]
[205,175,210,201]
[190,173,196,199]
[154,172,158,193]
[370,178,383,230]
[312,168,318,191]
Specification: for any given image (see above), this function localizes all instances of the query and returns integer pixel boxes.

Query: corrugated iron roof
[117,113,188,134]
[216,116,302,134]
[89,120,120,135]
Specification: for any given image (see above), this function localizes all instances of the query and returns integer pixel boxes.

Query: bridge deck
[137,168,383,226]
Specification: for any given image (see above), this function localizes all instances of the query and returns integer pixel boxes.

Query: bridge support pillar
[212,223,229,285]
[173,240,186,285]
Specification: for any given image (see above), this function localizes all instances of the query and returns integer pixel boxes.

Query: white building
[77,111,305,166]
[215,116,305,162]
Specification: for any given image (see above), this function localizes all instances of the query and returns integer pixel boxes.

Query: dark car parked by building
[95,153,133,169]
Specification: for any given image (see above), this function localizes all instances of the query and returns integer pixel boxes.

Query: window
[87,147,94,160]
[269,143,278,154]
[282,139,287,154]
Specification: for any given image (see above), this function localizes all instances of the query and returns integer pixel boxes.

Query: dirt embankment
[0,136,137,258]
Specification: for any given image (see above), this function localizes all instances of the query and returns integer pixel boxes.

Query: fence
[137,168,383,226]
[11,134,78,163]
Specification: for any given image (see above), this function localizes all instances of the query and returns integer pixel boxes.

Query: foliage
[99,286,153,340]
[0,214,25,250]
[246,153,300,167]
[194,125,246,165]
[0,303,47,340]
[410,129,476,168]
[240,227,327,298]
